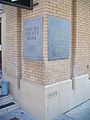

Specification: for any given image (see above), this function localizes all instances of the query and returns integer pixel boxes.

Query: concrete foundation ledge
[20,79,45,120]
[45,74,90,120]
[20,74,90,120]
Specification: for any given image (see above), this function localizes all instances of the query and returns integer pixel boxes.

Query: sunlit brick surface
[4,0,90,85]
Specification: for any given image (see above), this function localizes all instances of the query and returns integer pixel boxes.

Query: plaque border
[48,16,70,61]
[23,16,43,61]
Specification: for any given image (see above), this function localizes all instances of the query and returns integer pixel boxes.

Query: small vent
[0,102,15,109]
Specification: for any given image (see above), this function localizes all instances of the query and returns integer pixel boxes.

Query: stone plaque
[48,16,70,60]
[23,17,43,60]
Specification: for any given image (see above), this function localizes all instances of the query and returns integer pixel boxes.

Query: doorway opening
[0,18,2,79]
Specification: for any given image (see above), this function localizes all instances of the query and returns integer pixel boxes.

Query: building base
[5,74,90,120]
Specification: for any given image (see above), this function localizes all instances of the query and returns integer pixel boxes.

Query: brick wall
[73,0,90,77]
[21,0,46,85]
[44,0,72,84]
[5,6,21,81]
[4,0,90,86]
[21,0,73,85]
[44,0,90,84]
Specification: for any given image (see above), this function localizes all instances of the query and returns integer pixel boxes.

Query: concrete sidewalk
[0,108,36,120]
[56,99,90,120]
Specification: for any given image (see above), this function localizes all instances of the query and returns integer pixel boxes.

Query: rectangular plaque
[48,16,70,60]
[23,17,43,60]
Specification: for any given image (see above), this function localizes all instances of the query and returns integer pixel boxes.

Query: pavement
[0,108,36,120]
[56,99,90,120]
[0,99,90,120]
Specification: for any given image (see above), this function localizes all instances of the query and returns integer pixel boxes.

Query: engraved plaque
[48,16,70,60]
[23,17,43,60]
